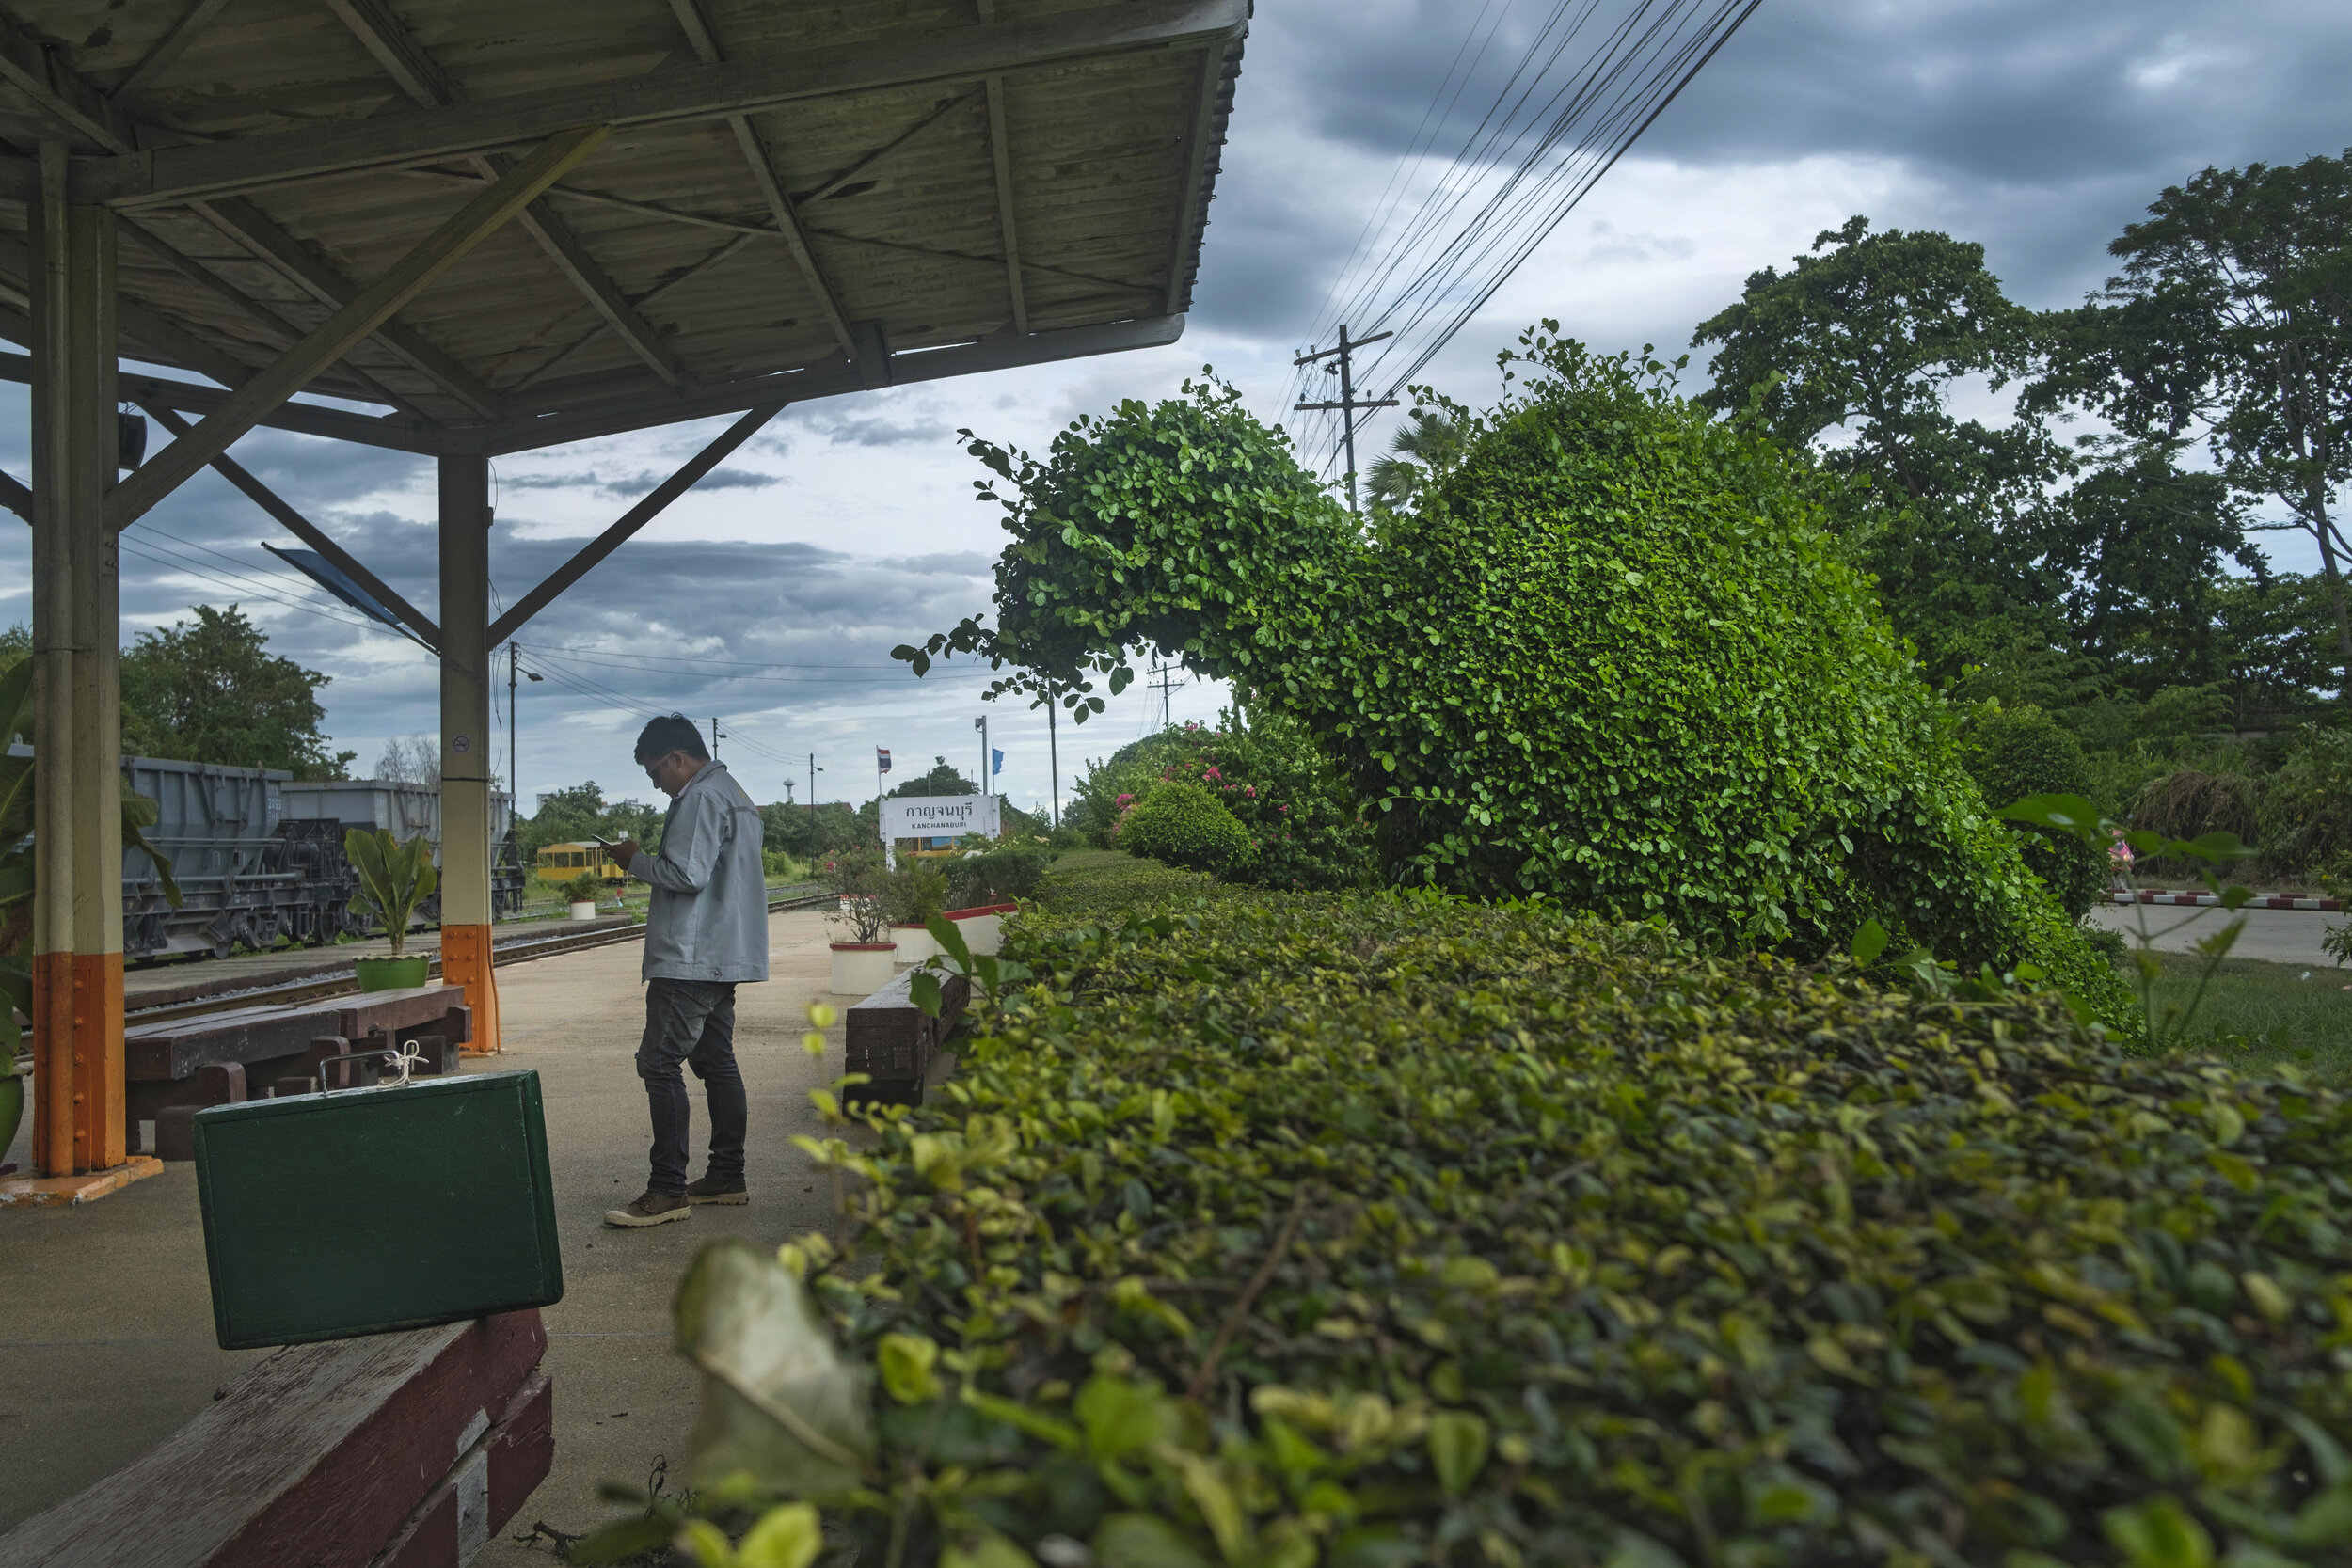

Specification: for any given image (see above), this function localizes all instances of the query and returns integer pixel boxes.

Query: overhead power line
[1281,0,1763,481]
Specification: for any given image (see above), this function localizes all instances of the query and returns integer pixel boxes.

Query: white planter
[944,905,1012,958]
[890,925,941,965]
[568,901,597,920]
[830,942,898,995]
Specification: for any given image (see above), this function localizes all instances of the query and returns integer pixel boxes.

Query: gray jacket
[626,760,770,984]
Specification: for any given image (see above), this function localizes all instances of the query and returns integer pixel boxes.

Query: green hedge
[1117,780,1258,876]
[1963,705,2106,920]
[710,860,2352,1568]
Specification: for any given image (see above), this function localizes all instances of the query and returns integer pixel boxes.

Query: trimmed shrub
[1963,704,2106,918]
[946,844,1057,908]
[1071,714,1376,890]
[705,862,2352,1568]
[1118,779,1256,875]
[913,336,2125,1022]
[880,859,949,928]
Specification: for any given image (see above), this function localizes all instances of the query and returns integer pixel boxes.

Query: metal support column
[30,146,125,1176]
[438,454,501,1054]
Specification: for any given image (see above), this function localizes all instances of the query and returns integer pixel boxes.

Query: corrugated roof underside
[0,0,1245,432]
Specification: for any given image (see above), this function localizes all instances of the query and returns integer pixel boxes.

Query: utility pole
[506,641,539,826]
[710,716,724,759]
[974,715,990,798]
[1295,324,1398,514]
[1045,682,1059,830]
[1148,661,1183,729]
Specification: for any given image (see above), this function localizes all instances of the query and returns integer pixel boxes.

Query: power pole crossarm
[1294,325,1397,515]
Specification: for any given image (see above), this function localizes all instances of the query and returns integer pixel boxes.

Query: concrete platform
[0,908,917,1551]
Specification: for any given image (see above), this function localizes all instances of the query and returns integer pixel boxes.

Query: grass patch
[2161,951,2352,1081]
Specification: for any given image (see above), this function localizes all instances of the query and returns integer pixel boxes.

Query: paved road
[2090,902,2349,967]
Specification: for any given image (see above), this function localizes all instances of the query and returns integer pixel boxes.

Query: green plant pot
[355,955,430,992]
[0,1070,23,1165]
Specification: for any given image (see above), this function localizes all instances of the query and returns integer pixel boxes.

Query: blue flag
[992,747,1004,776]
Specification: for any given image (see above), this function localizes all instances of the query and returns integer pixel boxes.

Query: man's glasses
[644,752,678,784]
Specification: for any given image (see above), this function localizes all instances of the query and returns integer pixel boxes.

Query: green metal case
[193,1070,564,1349]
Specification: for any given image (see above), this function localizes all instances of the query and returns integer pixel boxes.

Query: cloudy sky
[4,0,2348,818]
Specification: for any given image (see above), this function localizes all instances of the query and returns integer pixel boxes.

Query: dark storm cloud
[594,466,779,497]
[1189,0,2352,334]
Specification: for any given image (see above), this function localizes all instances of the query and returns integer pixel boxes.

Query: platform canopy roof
[0,0,1246,456]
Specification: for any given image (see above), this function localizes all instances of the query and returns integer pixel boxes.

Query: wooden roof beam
[110,0,236,110]
[982,78,1025,338]
[78,0,1250,205]
[193,196,509,419]
[485,401,780,644]
[972,2,1026,340]
[140,400,444,648]
[665,0,854,359]
[474,310,1183,454]
[1162,34,1234,317]
[327,0,689,388]
[117,215,432,415]
[0,4,138,152]
[105,124,609,529]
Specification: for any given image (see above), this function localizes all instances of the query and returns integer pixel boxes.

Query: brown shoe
[687,1176,748,1205]
[603,1189,691,1227]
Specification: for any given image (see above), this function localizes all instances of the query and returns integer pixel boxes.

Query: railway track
[120,890,837,1025]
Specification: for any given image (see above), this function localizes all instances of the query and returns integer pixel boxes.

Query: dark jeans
[636,978,745,1196]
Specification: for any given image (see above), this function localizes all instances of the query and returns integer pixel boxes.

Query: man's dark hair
[634,713,709,766]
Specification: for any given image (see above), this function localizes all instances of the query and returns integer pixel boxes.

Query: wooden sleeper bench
[0,1309,551,1568]
[845,965,969,1106]
[132,984,472,1161]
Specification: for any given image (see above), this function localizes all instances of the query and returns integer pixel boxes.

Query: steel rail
[117,890,836,1026]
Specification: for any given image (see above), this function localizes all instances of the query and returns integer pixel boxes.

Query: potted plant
[0,657,181,1162]
[882,859,949,964]
[563,872,602,920]
[345,828,438,991]
[823,847,896,994]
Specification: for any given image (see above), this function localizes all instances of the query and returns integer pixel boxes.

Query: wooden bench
[0,1310,551,1568]
[131,985,472,1159]
[845,964,968,1106]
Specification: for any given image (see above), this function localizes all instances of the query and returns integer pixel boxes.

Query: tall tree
[1692,216,2071,680]
[119,604,353,777]
[2033,150,2352,695]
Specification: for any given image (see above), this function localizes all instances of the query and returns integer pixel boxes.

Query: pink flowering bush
[1070,707,1375,888]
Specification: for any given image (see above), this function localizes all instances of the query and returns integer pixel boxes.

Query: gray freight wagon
[14,748,524,960]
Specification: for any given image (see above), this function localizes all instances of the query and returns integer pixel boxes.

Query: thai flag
[876,747,891,774]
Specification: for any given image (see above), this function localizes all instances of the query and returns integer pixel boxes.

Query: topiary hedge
[626,861,2352,1568]
[1117,779,1258,877]
[901,331,2127,1025]
[1963,704,2106,919]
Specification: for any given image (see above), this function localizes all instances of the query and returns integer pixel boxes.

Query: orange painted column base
[30,950,124,1177]
[442,925,501,1055]
[30,949,73,1176]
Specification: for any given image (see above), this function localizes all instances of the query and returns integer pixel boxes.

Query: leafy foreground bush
[599,863,2352,1568]
[1117,780,1257,877]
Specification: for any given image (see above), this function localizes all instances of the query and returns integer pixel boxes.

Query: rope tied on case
[379,1039,426,1087]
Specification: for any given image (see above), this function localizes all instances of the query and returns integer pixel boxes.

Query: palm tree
[1364,408,1469,512]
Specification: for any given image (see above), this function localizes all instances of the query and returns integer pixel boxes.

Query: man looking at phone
[602,713,769,1227]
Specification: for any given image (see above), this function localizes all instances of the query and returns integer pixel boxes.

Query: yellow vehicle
[535,841,627,884]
